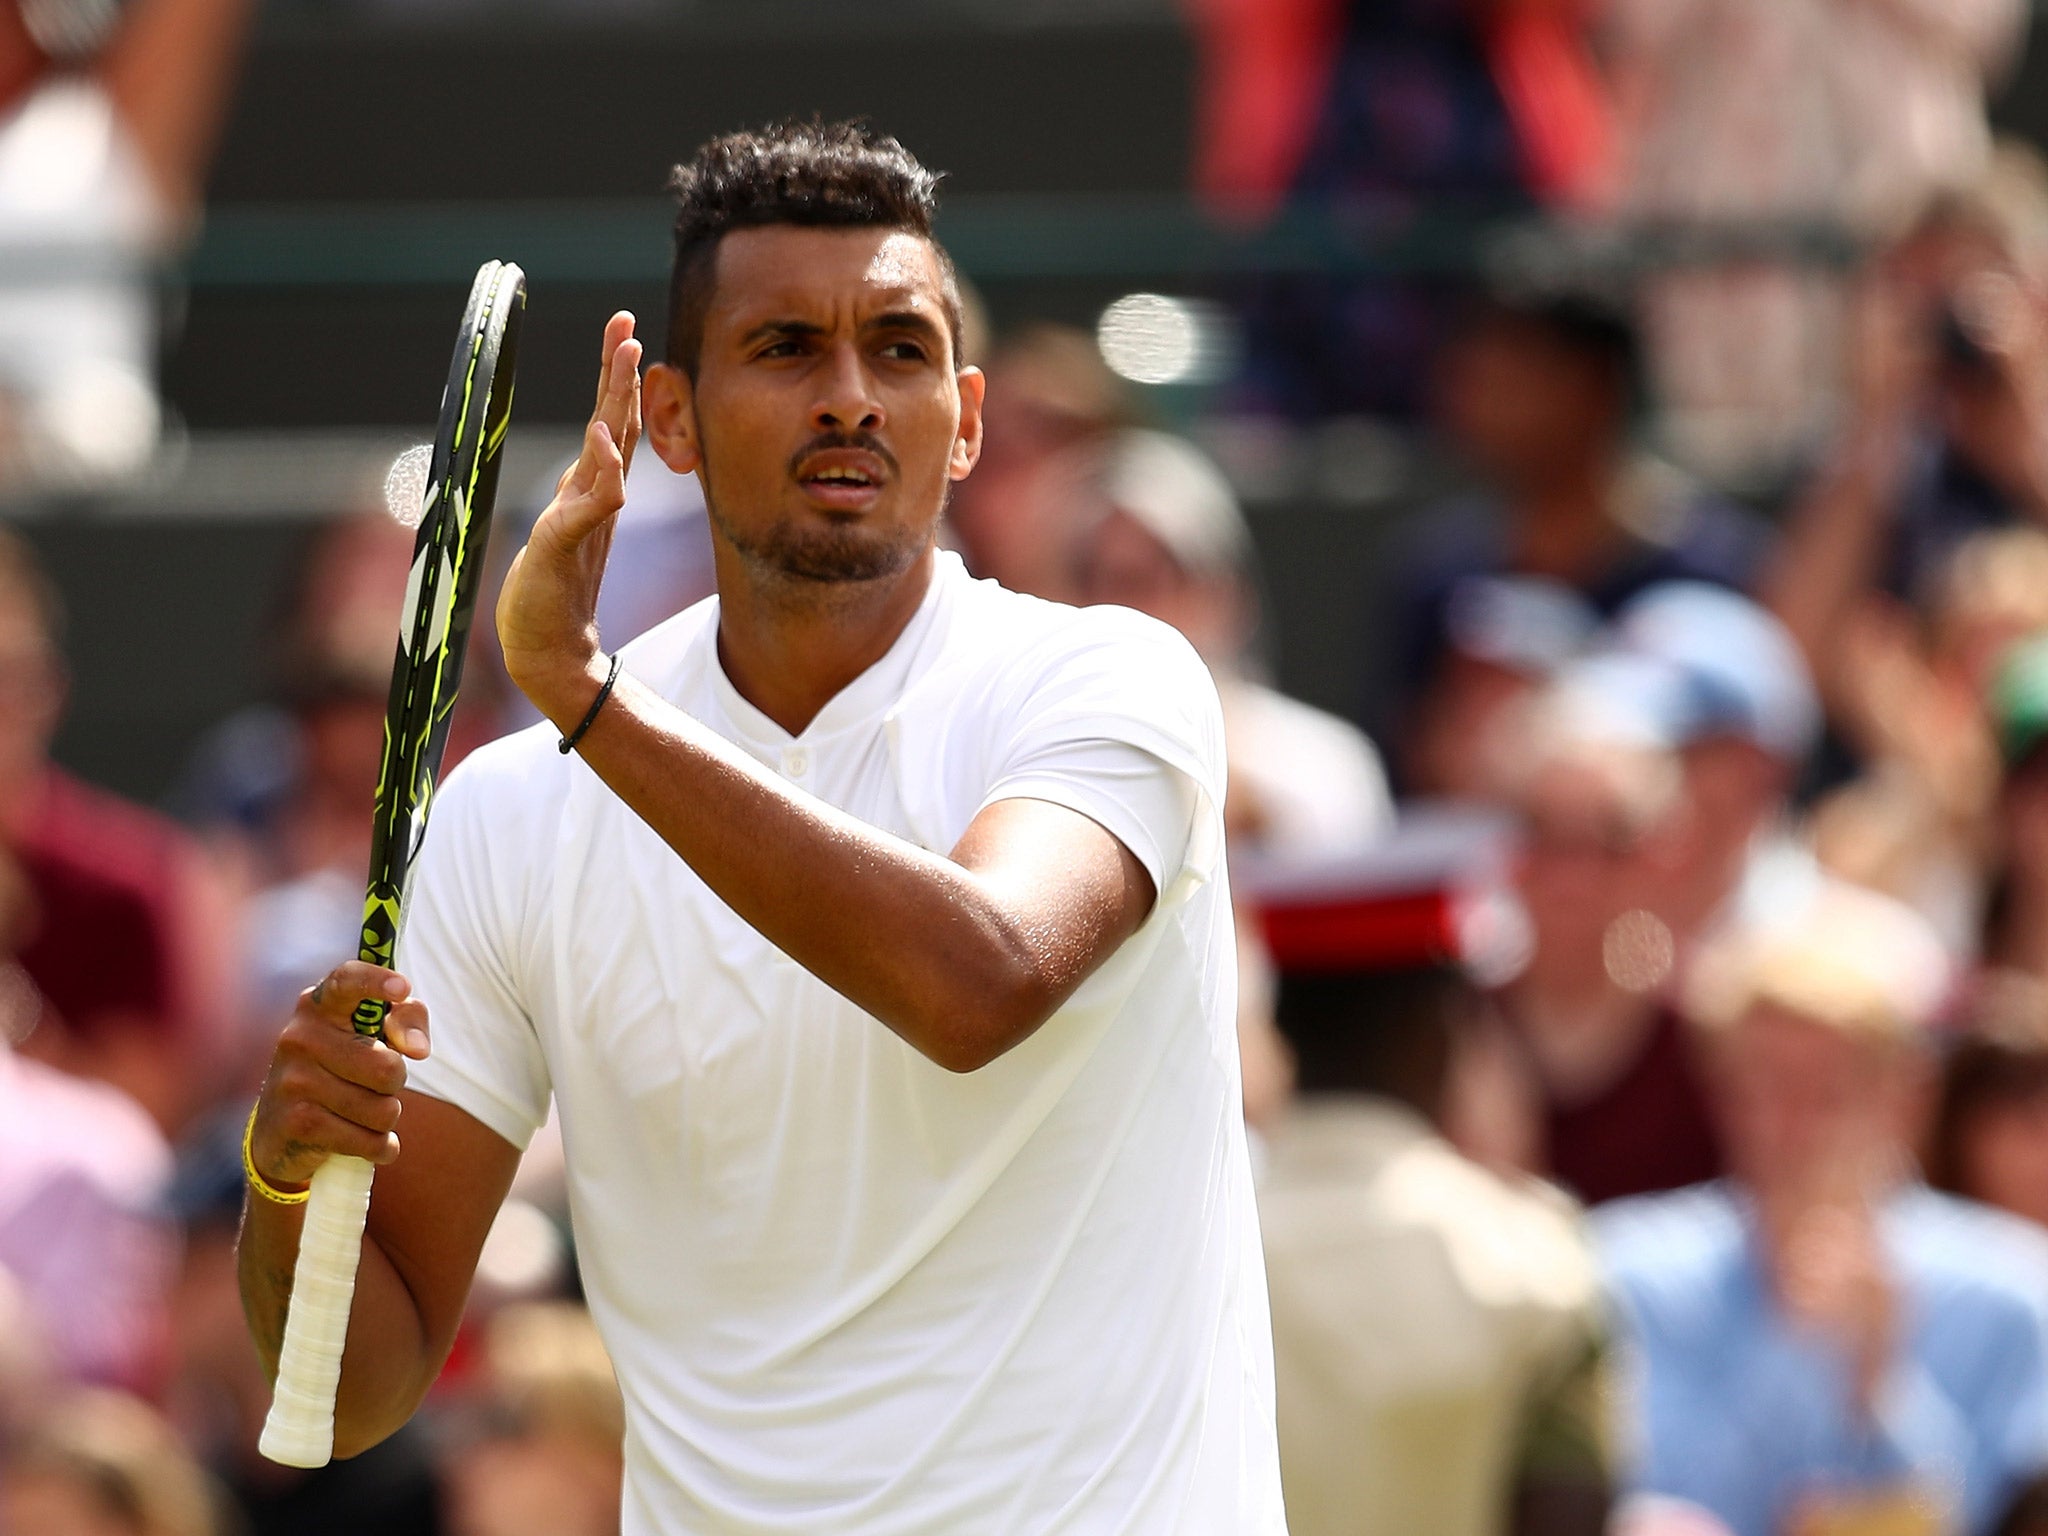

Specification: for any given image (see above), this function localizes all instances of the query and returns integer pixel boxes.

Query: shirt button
[783,749,808,779]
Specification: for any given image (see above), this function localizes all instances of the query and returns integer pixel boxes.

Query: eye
[879,340,929,362]
[756,339,803,359]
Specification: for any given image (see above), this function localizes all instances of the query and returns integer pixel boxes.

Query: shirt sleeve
[979,608,1227,902]
[398,747,552,1150]
[981,737,1197,899]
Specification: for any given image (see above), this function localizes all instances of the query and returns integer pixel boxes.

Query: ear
[950,365,986,482]
[643,362,702,475]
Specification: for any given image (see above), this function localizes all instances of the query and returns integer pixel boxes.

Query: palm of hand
[497,313,643,706]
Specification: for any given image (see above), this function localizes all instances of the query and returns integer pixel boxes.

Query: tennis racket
[259,259,527,1469]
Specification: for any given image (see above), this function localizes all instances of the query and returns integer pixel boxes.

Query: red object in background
[1185,0,1344,222]
[1261,888,1462,973]
[14,769,189,1044]
[1186,0,1616,220]
[1484,3,1615,212]
[1533,1004,1724,1205]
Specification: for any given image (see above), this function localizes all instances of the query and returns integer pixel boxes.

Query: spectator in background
[440,1303,626,1536]
[1482,587,1820,1203]
[1078,428,1392,856]
[1599,880,2048,1536]
[1490,661,1723,1204]
[1252,831,1612,1536]
[1403,573,1598,803]
[0,0,253,489]
[0,871,173,1392]
[1929,972,2048,1234]
[158,511,427,1090]
[0,1389,230,1536]
[1189,0,1616,420]
[1384,283,1765,778]
[1809,528,2048,951]
[1982,633,2048,987]
[0,528,231,1134]
[1606,0,2024,481]
[944,324,1136,606]
[176,510,417,883]
[1612,582,1823,945]
[1771,144,2048,679]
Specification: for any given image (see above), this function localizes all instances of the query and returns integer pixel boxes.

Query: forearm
[566,671,1090,1070]
[1763,432,1899,674]
[236,1196,436,1457]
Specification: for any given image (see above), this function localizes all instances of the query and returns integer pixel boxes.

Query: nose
[811,342,884,434]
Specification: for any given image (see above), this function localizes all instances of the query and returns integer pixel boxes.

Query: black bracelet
[559,653,623,754]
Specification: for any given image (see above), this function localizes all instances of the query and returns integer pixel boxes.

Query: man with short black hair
[238,121,1286,1533]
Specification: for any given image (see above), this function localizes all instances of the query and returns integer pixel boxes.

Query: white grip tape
[258,1153,376,1468]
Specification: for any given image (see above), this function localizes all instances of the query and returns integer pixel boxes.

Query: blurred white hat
[1098,429,1252,579]
[1686,877,1954,1042]
[1615,582,1820,763]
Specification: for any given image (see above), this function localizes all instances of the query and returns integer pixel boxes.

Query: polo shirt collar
[707,551,962,754]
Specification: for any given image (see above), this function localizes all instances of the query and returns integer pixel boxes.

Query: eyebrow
[738,318,828,348]
[863,309,945,344]
[735,309,946,350]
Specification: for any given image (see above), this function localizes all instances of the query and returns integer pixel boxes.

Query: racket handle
[258,1153,377,1468]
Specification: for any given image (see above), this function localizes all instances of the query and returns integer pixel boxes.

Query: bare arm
[494,315,1157,1074]
[1762,429,1905,675]
[238,961,520,1457]
[98,0,258,227]
[1761,277,1922,678]
[557,681,1154,1072]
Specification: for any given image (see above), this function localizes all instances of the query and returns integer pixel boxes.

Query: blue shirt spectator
[1599,1182,2048,1536]
[1594,879,2048,1536]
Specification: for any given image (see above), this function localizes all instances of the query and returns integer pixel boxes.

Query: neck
[1502,971,1656,1101]
[1509,456,1621,581]
[713,544,938,736]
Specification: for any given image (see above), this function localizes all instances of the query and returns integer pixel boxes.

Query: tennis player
[239,120,1286,1534]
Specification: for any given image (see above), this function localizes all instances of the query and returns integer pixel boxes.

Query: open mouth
[795,449,888,507]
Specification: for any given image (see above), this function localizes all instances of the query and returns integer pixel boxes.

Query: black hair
[1274,964,1468,1119]
[1461,278,1647,416]
[665,119,964,379]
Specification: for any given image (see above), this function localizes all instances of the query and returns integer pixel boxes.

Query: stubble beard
[708,498,928,588]
[700,447,947,610]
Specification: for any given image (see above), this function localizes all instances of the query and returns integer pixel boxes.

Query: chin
[764,525,924,585]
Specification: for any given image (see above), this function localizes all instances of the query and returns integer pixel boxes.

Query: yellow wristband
[243,1101,311,1206]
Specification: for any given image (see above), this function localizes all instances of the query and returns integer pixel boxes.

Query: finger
[590,419,628,515]
[614,344,638,475]
[563,358,635,501]
[292,1024,410,1097]
[549,420,627,544]
[301,962,409,1029]
[608,337,643,476]
[592,311,636,419]
[267,1099,403,1175]
[278,1054,405,1135]
[383,998,431,1060]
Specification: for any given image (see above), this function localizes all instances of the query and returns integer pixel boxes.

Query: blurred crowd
[13,0,2048,1534]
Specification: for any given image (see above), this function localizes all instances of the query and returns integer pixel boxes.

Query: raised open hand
[496,311,643,724]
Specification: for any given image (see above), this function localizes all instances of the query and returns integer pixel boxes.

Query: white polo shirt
[401,553,1286,1535]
